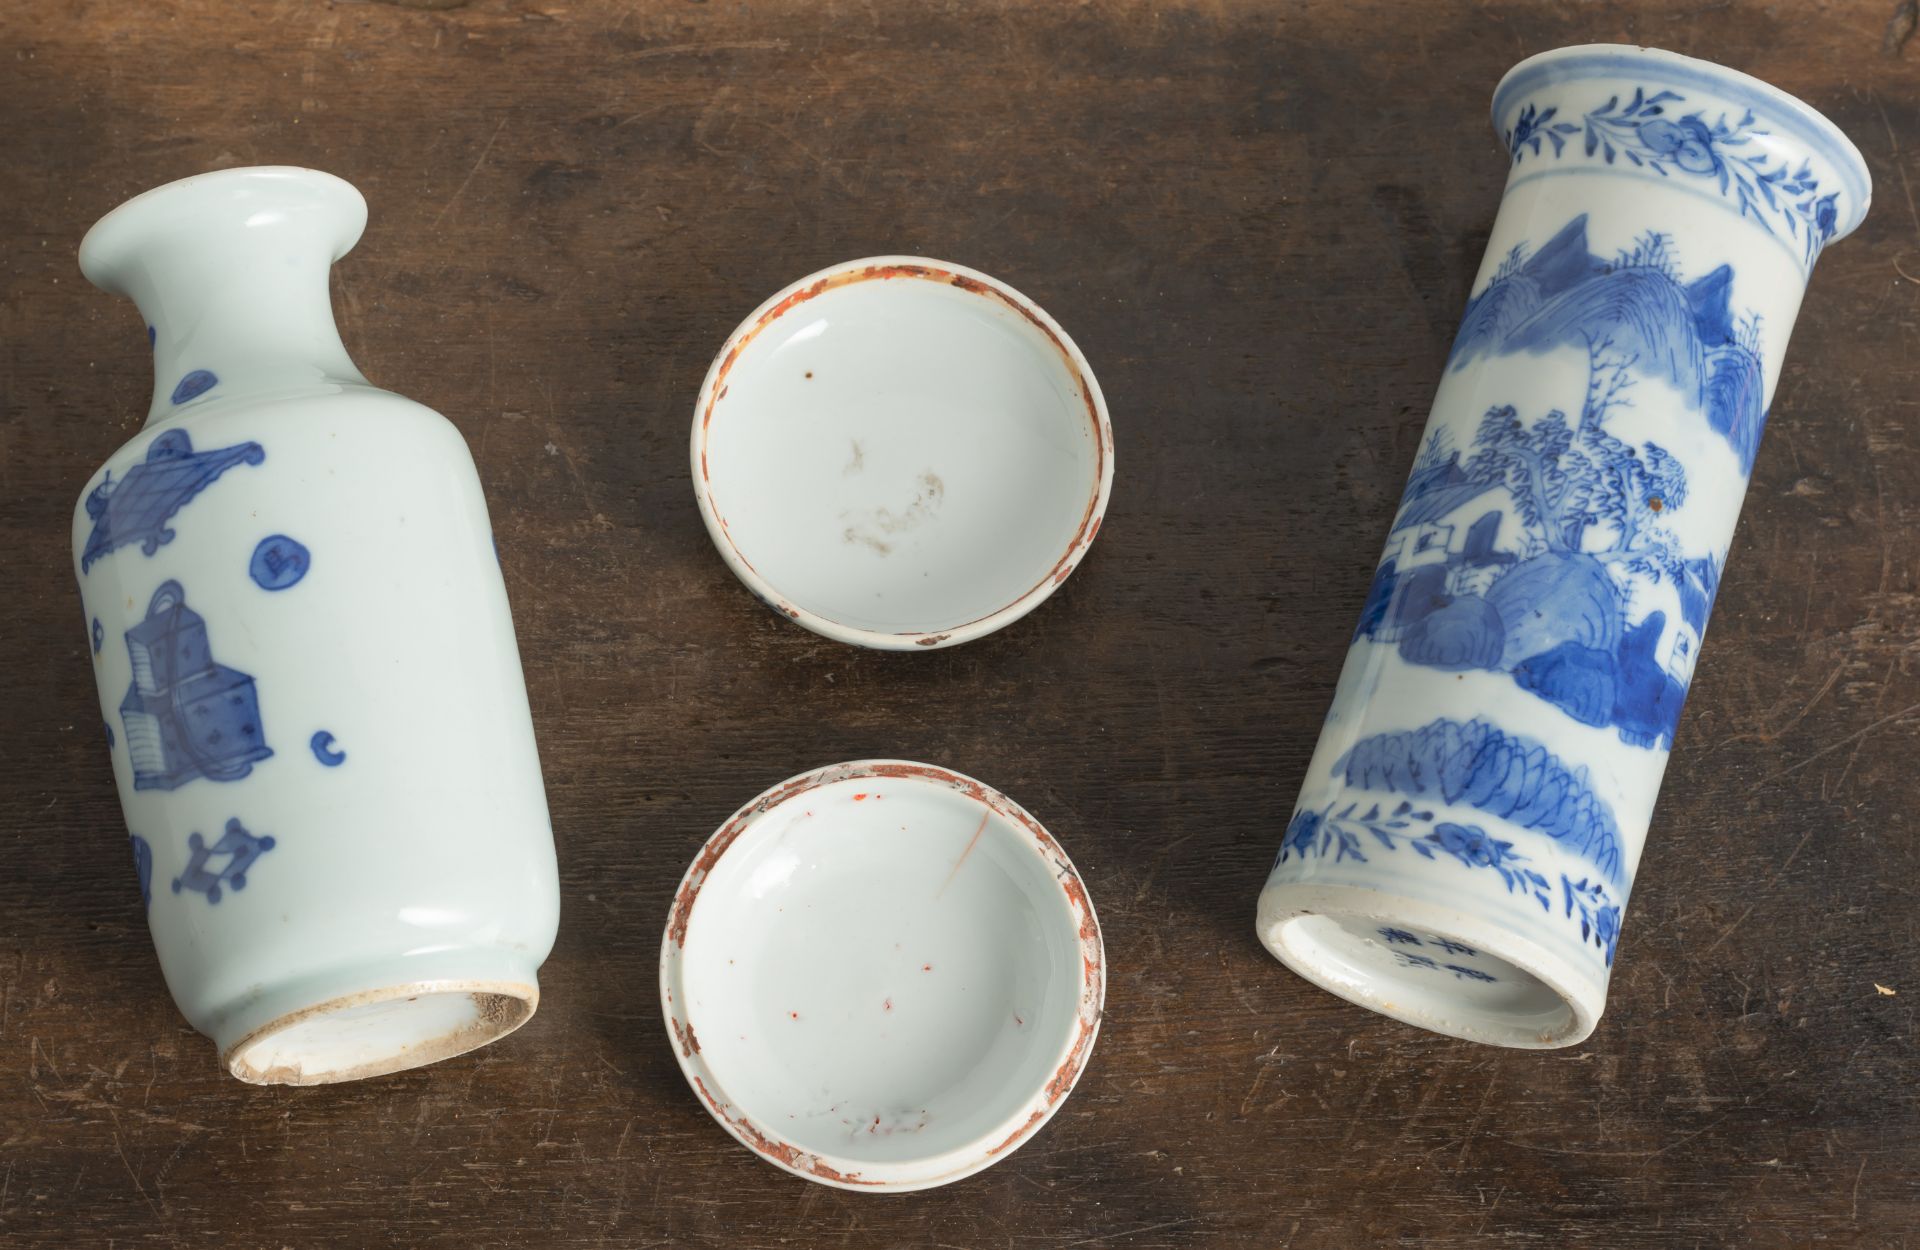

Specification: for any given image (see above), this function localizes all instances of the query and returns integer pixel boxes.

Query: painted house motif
[1362,457,1522,656]
[120,580,272,791]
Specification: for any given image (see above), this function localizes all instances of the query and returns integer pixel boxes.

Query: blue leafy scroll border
[1278,803,1622,966]
[1276,717,1625,965]
[1506,86,1840,264]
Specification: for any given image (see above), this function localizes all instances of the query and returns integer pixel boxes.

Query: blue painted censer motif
[1256,45,1872,1048]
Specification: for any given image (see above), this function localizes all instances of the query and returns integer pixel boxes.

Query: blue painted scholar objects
[1257,46,1871,1047]
[73,168,559,1083]
[119,579,272,791]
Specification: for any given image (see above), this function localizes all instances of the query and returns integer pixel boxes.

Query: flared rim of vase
[1493,44,1872,245]
[79,166,368,294]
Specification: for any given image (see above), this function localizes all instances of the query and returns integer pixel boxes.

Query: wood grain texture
[2,1,1917,1245]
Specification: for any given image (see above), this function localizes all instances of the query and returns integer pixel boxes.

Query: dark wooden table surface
[4,1,1918,1245]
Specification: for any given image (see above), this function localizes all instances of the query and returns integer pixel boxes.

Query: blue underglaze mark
[146,325,156,347]
[310,731,346,767]
[171,818,275,904]
[170,370,219,405]
[119,580,271,791]
[1390,951,1499,982]
[249,535,311,590]
[91,617,104,654]
[1381,929,1482,957]
[80,429,265,573]
[130,833,152,909]
[104,721,114,749]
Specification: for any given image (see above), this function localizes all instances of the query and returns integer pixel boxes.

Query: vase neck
[80,168,371,426]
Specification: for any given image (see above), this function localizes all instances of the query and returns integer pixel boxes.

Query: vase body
[1256,47,1871,1046]
[72,167,560,1083]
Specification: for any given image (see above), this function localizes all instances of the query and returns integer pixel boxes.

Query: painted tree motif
[1461,326,1689,584]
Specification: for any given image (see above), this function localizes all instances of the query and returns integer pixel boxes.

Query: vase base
[1257,883,1599,1048]
[222,979,538,1085]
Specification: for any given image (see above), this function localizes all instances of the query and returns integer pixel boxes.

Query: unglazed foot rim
[1257,884,1600,1049]
[222,979,539,1085]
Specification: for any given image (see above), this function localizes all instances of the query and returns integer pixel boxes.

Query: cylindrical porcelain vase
[1256,46,1871,1047]
[72,167,560,1083]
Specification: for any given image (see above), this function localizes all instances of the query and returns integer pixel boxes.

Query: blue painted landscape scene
[1354,214,1743,752]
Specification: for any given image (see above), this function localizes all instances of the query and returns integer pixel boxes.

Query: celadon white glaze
[661,761,1104,1191]
[1257,47,1871,1047]
[692,257,1113,650]
[73,167,559,1084]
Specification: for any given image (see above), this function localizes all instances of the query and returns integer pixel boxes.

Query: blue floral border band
[1491,46,1870,267]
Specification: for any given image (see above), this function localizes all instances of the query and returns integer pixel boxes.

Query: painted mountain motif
[1336,717,1624,884]
[1356,214,1736,752]
[1449,214,1766,470]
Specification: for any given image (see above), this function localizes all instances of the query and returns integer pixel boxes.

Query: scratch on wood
[1876,96,1920,243]
[1701,826,1816,954]
[432,115,509,228]
[1886,0,1918,56]
[1755,699,1920,789]
[627,39,790,61]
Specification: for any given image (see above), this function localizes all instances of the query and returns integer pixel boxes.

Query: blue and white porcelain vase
[73,168,560,1083]
[1256,47,1871,1047]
